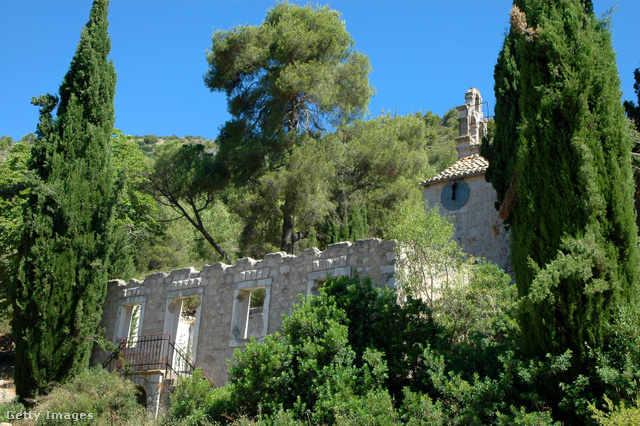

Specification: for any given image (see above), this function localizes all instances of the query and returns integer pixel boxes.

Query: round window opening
[440,180,470,211]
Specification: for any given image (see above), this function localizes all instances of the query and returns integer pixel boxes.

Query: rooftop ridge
[420,154,489,186]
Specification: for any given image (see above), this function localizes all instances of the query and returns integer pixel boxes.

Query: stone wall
[423,174,511,273]
[91,239,396,386]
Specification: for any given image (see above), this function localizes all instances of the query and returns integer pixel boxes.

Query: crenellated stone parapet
[92,238,396,386]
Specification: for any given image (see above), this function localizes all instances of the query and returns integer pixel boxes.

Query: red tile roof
[420,154,489,186]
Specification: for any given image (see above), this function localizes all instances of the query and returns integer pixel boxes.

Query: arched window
[135,385,147,408]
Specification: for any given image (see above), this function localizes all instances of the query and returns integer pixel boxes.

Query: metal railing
[103,333,214,386]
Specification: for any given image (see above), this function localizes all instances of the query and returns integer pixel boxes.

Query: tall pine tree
[12,0,117,400]
[483,0,639,414]
[205,3,372,254]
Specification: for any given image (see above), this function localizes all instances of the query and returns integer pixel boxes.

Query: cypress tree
[484,0,639,402]
[12,0,116,400]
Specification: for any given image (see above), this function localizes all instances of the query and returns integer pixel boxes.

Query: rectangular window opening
[119,303,143,349]
[243,288,266,340]
[128,304,142,340]
[176,295,201,358]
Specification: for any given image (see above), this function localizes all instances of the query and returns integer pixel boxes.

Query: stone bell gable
[422,88,511,273]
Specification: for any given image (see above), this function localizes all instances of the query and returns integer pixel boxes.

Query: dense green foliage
[167,271,555,425]
[206,2,373,253]
[143,141,233,263]
[482,2,640,419]
[325,113,456,240]
[165,196,640,425]
[169,283,398,424]
[108,130,159,279]
[229,112,457,258]
[0,142,31,325]
[167,274,640,425]
[11,0,117,401]
[591,398,640,426]
[170,288,398,424]
[624,66,640,232]
[0,367,148,425]
[228,133,339,257]
[320,275,441,401]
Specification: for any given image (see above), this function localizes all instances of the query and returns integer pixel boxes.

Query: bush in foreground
[165,265,640,424]
[19,366,147,425]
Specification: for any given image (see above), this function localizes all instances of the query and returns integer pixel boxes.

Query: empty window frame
[306,266,352,295]
[128,304,142,340]
[175,295,201,357]
[114,298,145,346]
[230,278,271,347]
[242,288,266,339]
[163,286,204,364]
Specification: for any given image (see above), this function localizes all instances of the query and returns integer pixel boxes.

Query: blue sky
[1,0,639,140]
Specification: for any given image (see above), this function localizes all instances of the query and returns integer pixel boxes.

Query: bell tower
[421,88,511,275]
[455,87,487,159]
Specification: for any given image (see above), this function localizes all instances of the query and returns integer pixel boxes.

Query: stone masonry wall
[91,239,396,385]
[423,174,511,274]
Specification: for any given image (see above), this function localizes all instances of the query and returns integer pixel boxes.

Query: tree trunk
[280,193,308,254]
[172,196,232,265]
[280,198,296,254]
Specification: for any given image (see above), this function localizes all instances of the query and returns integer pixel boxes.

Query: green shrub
[495,406,558,426]
[162,273,574,424]
[321,274,441,401]
[400,389,447,425]
[224,409,301,425]
[332,388,399,425]
[26,366,148,425]
[200,291,395,424]
[594,304,640,404]
[168,367,229,425]
[590,397,640,426]
[0,399,26,423]
[143,134,158,145]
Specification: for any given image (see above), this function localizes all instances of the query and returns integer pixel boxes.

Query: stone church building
[421,88,511,273]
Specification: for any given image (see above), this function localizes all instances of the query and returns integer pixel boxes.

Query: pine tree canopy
[205,2,373,254]
[484,0,639,382]
[205,2,372,141]
[13,0,117,401]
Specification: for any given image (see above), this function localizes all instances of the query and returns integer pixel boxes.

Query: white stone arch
[474,91,482,113]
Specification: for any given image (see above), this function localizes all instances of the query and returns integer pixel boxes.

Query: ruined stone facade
[92,89,512,414]
[91,239,396,411]
[422,88,511,273]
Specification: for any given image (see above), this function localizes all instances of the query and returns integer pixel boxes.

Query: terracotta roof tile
[420,154,489,186]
